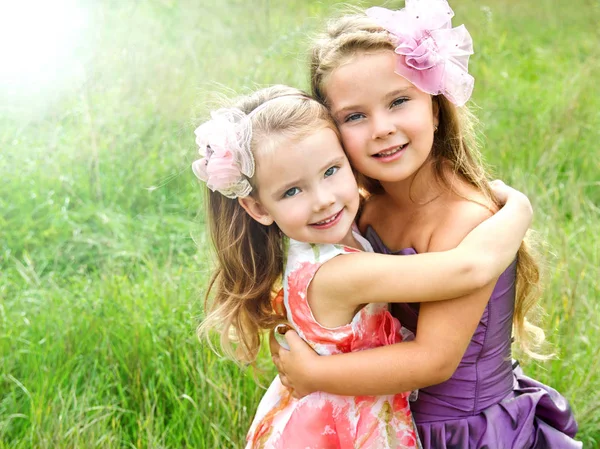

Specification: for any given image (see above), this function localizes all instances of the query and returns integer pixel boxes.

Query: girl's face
[326,49,438,184]
[241,126,360,246]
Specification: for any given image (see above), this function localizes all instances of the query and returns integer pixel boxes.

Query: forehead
[254,126,345,188]
[326,50,413,106]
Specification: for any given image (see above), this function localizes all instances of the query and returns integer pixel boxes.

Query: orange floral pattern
[246,238,419,449]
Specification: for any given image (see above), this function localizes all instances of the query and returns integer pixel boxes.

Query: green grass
[1,0,598,447]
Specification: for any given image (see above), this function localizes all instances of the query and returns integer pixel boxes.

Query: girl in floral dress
[193,84,533,448]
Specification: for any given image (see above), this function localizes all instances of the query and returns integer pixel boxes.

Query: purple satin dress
[365,227,581,449]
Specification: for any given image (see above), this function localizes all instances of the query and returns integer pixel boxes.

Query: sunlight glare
[0,0,87,88]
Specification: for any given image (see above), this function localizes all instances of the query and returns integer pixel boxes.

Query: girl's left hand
[272,330,320,399]
[489,179,531,210]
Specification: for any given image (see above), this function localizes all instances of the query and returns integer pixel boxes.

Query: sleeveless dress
[246,234,420,449]
[365,226,582,449]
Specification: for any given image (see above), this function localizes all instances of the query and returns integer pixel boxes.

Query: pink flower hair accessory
[191,108,255,199]
[366,0,474,106]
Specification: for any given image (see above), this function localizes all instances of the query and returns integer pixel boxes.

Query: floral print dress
[246,234,419,449]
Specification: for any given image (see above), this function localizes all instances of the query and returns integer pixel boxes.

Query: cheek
[340,126,361,147]
[340,173,360,202]
[283,201,309,223]
[344,170,359,191]
[418,121,435,146]
[341,133,367,167]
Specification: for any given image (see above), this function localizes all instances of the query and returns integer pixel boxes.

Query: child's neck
[337,227,362,250]
[292,227,362,250]
[380,160,444,210]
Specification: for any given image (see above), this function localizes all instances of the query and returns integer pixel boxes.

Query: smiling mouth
[373,144,407,157]
[311,210,342,227]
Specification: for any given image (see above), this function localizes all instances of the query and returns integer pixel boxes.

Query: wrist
[303,354,326,393]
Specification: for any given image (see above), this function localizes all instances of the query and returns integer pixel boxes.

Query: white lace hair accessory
[192,94,309,199]
[192,108,254,199]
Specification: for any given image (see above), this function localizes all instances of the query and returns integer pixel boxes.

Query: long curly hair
[309,12,547,358]
[197,85,339,364]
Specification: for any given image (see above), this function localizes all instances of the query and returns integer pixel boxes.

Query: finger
[489,180,511,204]
[291,389,302,399]
[272,355,286,375]
[279,374,290,388]
[269,329,281,357]
[271,354,280,368]
[284,329,303,348]
[274,324,292,351]
[489,180,509,196]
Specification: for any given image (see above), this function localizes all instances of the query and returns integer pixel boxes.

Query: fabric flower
[191,108,255,199]
[367,0,475,106]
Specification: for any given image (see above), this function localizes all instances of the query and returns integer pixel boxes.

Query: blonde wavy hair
[197,85,339,365]
[310,12,547,358]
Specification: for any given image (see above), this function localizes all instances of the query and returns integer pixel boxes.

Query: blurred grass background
[0,0,598,447]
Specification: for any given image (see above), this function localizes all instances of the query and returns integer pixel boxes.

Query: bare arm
[313,182,530,307]
[279,281,496,396]
[275,187,519,396]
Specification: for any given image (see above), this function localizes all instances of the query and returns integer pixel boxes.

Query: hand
[489,179,530,208]
[271,330,320,399]
[269,328,281,359]
[489,179,533,230]
[269,324,291,359]
[489,179,510,205]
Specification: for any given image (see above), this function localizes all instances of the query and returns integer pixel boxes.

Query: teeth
[315,212,338,225]
[377,145,404,157]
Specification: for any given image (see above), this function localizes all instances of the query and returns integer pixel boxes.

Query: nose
[371,111,396,140]
[313,186,336,212]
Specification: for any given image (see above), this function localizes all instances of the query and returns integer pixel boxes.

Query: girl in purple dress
[273,1,581,448]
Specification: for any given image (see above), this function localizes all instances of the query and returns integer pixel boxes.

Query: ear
[238,196,274,226]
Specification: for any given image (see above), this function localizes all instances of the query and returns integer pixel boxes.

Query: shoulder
[427,190,494,252]
[285,239,346,276]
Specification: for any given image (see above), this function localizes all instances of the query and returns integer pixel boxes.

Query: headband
[366,0,474,106]
[191,94,310,199]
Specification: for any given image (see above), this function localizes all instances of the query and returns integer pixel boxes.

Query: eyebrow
[332,87,414,118]
[271,155,346,199]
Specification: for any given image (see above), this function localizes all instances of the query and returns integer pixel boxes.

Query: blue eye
[324,166,339,177]
[283,187,301,198]
[344,113,364,123]
[391,97,408,108]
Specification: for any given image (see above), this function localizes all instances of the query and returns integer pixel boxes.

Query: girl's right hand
[272,330,319,399]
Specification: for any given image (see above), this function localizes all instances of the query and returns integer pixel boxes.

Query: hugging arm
[274,183,526,397]
[278,280,495,396]
[313,183,531,308]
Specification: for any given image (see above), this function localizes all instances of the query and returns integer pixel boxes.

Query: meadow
[0,0,598,447]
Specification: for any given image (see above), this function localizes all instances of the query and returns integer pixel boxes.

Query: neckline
[286,227,374,254]
[364,225,417,255]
